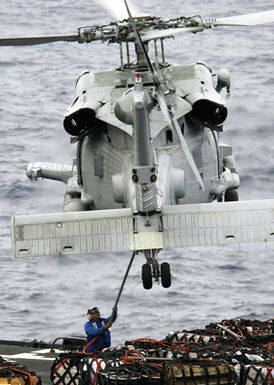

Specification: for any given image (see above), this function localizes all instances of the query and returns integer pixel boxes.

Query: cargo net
[50,318,274,385]
[0,356,41,385]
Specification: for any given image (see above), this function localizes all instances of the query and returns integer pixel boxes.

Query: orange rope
[122,349,144,364]
[82,333,104,353]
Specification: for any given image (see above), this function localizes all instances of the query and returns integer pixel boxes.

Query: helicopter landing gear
[142,263,153,290]
[141,250,171,289]
[160,262,171,288]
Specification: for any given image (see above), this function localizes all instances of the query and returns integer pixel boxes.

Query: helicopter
[4,1,274,289]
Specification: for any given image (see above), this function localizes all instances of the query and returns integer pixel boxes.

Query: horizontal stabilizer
[11,209,134,257]
[11,199,274,258]
[162,199,274,248]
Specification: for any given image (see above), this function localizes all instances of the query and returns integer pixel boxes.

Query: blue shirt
[84,316,112,352]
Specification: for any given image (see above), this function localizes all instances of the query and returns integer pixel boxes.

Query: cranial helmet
[87,307,99,316]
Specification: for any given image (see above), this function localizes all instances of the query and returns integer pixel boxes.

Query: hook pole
[111,251,136,319]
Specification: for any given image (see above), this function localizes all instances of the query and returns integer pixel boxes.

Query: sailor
[84,306,117,352]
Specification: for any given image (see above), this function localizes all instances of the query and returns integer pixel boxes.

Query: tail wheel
[224,189,239,201]
[161,262,171,288]
[142,263,153,290]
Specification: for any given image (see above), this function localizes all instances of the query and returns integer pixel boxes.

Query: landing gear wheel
[224,189,239,201]
[142,263,153,290]
[161,262,171,288]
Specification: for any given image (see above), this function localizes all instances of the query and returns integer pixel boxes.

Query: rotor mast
[135,42,149,65]
[119,40,165,68]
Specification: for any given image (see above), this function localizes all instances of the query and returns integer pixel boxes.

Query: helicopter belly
[153,124,219,205]
[79,124,133,210]
[179,128,219,204]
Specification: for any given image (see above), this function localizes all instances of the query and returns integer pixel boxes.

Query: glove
[111,306,118,321]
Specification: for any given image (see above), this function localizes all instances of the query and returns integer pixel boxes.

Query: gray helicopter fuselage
[56,60,237,213]
[26,58,239,215]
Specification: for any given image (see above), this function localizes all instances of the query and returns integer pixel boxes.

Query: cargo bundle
[51,318,274,385]
[0,356,41,385]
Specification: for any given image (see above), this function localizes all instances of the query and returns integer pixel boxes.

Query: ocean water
[0,0,273,344]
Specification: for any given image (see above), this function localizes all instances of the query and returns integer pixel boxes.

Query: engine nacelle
[63,70,112,136]
[182,62,228,126]
[64,108,98,136]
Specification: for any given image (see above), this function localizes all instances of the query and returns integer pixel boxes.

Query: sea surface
[0,0,273,344]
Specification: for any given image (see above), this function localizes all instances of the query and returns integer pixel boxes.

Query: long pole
[111,251,136,319]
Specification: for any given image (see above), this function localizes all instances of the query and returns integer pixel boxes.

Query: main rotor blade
[0,34,79,46]
[142,26,203,42]
[93,0,143,19]
[142,9,274,43]
[211,9,274,26]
